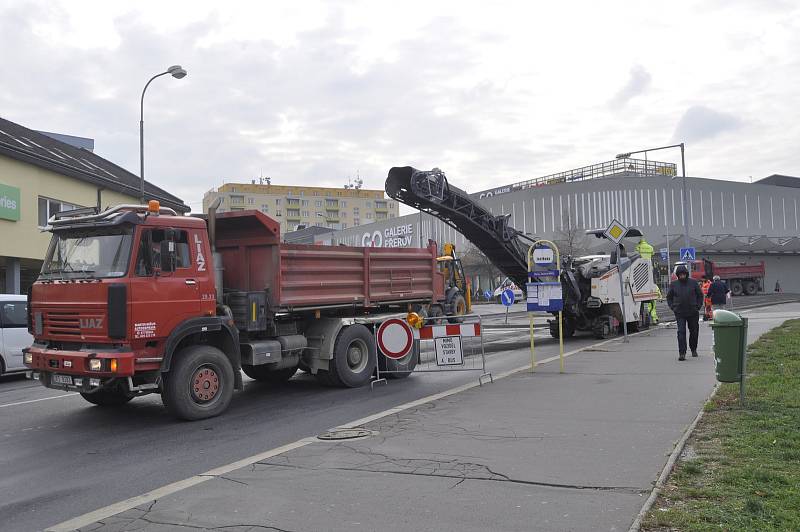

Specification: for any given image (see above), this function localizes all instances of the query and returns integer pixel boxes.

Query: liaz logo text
[80,318,104,330]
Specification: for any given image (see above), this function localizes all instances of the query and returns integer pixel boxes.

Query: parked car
[492,279,524,304]
[1,294,31,375]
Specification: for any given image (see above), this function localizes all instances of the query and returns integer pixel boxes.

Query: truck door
[129,228,201,344]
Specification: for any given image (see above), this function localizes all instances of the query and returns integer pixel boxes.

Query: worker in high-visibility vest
[635,237,658,324]
[635,237,654,260]
[702,278,713,321]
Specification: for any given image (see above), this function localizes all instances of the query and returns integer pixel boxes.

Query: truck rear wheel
[744,280,757,295]
[316,324,376,388]
[378,343,419,379]
[242,365,297,384]
[162,345,234,421]
[731,279,743,296]
[80,387,135,407]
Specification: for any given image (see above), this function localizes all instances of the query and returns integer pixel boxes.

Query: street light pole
[139,65,187,204]
[616,142,690,254]
[679,142,689,250]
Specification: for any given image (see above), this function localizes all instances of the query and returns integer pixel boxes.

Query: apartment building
[202,182,400,235]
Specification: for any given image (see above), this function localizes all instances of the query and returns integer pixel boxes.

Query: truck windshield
[41,227,134,279]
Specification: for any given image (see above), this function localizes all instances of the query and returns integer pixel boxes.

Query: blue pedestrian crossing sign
[501,289,515,306]
[679,247,696,261]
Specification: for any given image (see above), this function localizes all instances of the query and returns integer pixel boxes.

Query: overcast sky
[1,0,798,213]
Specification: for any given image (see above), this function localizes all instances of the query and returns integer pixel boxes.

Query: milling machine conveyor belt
[385,166,538,291]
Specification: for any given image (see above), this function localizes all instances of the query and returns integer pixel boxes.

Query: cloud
[671,105,743,144]
[608,65,651,108]
[1,0,799,212]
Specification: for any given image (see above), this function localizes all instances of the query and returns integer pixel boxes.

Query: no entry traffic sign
[376,318,414,360]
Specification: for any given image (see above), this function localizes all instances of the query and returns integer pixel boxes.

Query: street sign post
[434,336,464,366]
[526,240,565,373]
[376,318,414,360]
[605,220,630,343]
[501,288,515,324]
[501,289,515,306]
[533,247,554,265]
[603,219,628,244]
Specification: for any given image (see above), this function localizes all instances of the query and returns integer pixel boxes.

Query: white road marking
[0,393,78,409]
[47,329,650,532]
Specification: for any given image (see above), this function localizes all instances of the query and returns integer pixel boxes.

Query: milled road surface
[0,293,793,532]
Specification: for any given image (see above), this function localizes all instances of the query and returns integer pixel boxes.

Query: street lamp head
[615,153,631,159]
[167,65,187,79]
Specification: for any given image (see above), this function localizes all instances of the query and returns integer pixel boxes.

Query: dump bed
[711,260,765,278]
[214,210,444,311]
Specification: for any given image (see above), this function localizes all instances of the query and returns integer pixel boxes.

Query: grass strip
[642,318,800,531]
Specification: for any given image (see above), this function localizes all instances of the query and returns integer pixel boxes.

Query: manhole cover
[317,428,376,441]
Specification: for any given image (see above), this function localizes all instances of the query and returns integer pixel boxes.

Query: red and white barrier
[413,322,481,340]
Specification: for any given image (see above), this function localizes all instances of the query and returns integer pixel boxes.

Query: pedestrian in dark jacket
[667,265,704,361]
[707,275,730,310]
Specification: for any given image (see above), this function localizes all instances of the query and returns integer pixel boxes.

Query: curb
[627,384,721,531]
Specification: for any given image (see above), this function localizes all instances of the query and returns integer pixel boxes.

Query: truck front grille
[44,312,81,336]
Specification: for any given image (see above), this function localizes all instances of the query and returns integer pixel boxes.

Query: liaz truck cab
[25,201,466,420]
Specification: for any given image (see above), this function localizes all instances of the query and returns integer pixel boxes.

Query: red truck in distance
[672,259,765,295]
[24,201,470,420]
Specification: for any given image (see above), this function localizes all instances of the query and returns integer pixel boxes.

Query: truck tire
[378,343,419,379]
[80,388,135,407]
[448,294,467,324]
[242,365,297,384]
[316,325,376,388]
[744,280,757,295]
[731,279,743,296]
[162,345,234,421]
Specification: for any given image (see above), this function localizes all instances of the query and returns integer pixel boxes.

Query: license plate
[51,374,73,385]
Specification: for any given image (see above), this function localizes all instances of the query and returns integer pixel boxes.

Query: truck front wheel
[317,324,376,388]
[162,345,234,421]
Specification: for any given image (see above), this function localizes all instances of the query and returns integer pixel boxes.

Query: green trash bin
[710,310,748,383]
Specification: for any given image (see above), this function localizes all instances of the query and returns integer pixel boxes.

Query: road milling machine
[385,166,659,339]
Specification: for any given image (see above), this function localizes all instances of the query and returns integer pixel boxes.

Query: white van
[1,294,32,375]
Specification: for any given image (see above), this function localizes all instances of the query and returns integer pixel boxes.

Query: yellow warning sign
[604,219,628,244]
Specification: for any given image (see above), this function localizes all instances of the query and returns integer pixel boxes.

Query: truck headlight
[24,353,33,365]
[89,359,103,371]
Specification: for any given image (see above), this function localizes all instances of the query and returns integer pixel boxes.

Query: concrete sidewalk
[70,304,799,532]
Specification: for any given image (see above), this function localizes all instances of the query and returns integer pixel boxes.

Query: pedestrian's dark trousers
[676,313,700,354]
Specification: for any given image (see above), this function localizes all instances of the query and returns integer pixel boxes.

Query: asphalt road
[0,325,556,532]
[0,293,793,532]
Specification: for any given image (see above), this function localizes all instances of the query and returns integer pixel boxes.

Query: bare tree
[460,244,502,297]
[553,207,588,260]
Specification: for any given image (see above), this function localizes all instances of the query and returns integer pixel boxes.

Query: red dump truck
[672,259,766,295]
[24,201,469,420]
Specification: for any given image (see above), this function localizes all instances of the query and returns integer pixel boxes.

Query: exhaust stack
[207,198,224,303]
